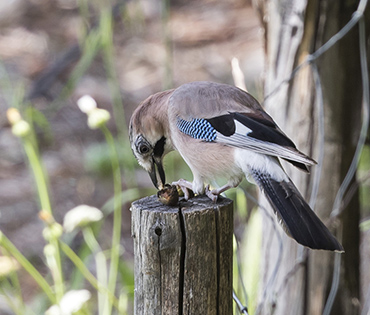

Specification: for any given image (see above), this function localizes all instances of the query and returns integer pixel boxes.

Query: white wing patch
[234,120,252,135]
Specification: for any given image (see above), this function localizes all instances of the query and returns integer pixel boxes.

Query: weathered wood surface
[258,0,362,314]
[131,195,233,315]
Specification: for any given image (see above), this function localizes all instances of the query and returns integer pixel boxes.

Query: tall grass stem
[0,233,55,303]
[101,125,123,314]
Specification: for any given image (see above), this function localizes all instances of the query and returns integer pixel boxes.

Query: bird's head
[129,91,174,189]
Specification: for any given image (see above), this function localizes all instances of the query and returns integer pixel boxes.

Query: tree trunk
[257,0,363,314]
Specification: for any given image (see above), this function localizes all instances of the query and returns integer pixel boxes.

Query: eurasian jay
[129,81,343,252]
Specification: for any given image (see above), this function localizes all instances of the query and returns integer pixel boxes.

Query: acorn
[177,186,195,199]
[157,184,179,206]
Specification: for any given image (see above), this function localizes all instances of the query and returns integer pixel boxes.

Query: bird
[129,81,343,252]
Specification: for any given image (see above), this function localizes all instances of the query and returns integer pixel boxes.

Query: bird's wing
[169,81,269,119]
[211,112,316,170]
[170,82,316,170]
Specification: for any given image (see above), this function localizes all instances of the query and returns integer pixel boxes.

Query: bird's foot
[205,185,219,203]
[172,179,194,200]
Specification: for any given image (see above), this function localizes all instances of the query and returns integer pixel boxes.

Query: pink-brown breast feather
[172,130,241,181]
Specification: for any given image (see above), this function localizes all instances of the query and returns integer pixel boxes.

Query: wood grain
[131,195,233,314]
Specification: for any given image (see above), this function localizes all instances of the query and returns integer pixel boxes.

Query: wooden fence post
[131,194,233,314]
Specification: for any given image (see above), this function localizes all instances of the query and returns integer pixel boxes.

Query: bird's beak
[149,156,166,190]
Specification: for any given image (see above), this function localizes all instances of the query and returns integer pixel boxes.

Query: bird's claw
[205,185,218,203]
[172,180,219,203]
[172,179,194,200]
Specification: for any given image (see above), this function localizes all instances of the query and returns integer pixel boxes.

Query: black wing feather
[206,112,311,172]
[206,114,235,136]
[250,168,343,251]
[232,112,296,148]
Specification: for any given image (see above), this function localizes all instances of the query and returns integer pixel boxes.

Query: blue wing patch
[177,117,217,141]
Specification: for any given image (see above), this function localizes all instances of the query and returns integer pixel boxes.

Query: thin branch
[322,12,369,315]
[322,246,343,315]
[263,0,368,104]
[330,13,370,219]
[233,291,249,315]
[308,62,325,209]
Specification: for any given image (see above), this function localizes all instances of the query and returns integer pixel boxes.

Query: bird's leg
[172,179,194,200]
[205,178,242,203]
[205,185,218,203]
[205,184,234,203]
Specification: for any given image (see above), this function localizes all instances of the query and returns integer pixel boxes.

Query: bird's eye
[138,143,150,154]
[135,135,152,155]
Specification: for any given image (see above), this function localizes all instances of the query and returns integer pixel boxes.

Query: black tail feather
[250,169,344,252]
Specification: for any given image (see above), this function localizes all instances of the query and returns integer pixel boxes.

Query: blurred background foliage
[0,0,264,313]
[0,0,369,314]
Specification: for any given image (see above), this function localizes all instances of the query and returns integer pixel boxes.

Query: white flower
[11,120,31,137]
[7,108,31,137]
[0,256,19,277]
[45,290,91,315]
[63,205,103,233]
[45,304,61,315]
[77,95,110,129]
[87,108,111,129]
[6,108,22,124]
[77,95,97,114]
[60,290,91,314]
[43,223,63,241]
